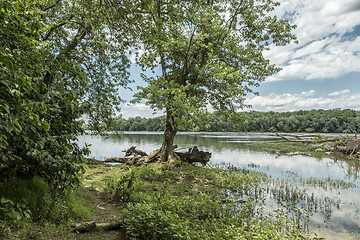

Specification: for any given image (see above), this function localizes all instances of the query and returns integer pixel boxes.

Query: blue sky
[119,0,360,118]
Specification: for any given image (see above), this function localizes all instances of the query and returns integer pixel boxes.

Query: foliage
[123,202,198,240]
[0,0,132,190]
[0,197,31,234]
[0,176,91,235]
[40,0,133,131]
[110,115,166,131]
[105,170,136,203]
[237,109,360,133]
[109,109,360,133]
[133,0,296,118]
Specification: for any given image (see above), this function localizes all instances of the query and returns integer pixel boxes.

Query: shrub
[0,176,91,230]
[123,202,199,240]
[0,197,31,235]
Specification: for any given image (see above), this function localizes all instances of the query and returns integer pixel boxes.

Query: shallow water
[78,132,360,239]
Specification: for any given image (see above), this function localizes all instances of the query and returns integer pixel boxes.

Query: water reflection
[78,132,360,239]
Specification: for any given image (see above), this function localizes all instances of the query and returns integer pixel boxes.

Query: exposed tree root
[105,146,211,165]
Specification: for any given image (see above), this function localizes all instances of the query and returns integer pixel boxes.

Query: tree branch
[43,14,75,41]
[182,27,196,83]
[40,0,61,12]
[42,27,88,93]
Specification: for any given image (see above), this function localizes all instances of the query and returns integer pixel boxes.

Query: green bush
[0,176,91,230]
[123,202,199,240]
[105,170,137,203]
[0,197,31,234]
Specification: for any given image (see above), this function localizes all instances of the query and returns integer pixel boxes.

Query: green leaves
[0,197,31,233]
[1,0,136,190]
[135,0,297,134]
[0,0,85,190]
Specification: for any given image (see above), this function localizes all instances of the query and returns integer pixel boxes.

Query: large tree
[0,0,134,189]
[133,0,297,162]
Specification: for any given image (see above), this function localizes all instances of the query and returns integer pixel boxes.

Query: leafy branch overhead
[0,0,134,189]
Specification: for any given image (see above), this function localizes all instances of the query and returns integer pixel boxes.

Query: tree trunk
[72,221,124,232]
[160,110,179,163]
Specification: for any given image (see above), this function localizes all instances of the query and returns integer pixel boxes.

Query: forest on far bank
[107,109,360,133]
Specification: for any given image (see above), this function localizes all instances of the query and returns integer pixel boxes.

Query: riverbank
[4,160,318,239]
[248,135,360,162]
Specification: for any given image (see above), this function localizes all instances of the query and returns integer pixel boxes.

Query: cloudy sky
[120,0,360,118]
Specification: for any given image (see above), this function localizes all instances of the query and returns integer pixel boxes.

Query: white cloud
[120,102,163,119]
[245,90,360,111]
[301,90,315,96]
[265,0,360,82]
[329,89,350,96]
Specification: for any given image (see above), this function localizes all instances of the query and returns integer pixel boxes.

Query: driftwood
[176,146,212,165]
[105,146,211,165]
[123,146,148,157]
[72,221,124,232]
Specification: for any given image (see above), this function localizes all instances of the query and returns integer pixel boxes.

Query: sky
[119,0,360,119]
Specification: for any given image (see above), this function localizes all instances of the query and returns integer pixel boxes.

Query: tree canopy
[132,0,297,161]
[0,0,133,189]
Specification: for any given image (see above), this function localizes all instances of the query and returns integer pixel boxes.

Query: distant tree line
[109,109,360,133]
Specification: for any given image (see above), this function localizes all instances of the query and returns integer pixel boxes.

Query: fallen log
[72,221,124,232]
[175,146,211,165]
[105,146,212,165]
[137,149,161,164]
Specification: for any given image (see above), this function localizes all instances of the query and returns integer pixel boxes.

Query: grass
[2,161,320,240]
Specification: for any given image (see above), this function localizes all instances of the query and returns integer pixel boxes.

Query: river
[78,132,360,239]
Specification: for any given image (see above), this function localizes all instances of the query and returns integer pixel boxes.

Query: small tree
[133,0,297,162]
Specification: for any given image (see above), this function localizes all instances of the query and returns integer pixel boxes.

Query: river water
[78,132,360,239]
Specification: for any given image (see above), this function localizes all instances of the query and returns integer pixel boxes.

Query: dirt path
[74,187,127,240]
[8,163,128,240]
[72,162,128,240]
